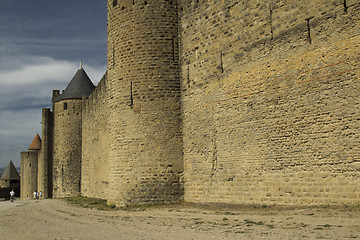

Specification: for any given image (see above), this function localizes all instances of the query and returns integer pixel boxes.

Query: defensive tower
[20,134,41,199]
[106,0,183,205]
[52,65,95,197]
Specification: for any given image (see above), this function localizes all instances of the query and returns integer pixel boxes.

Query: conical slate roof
[54,66,95,102]
[0,160,20,181]
[28,133,42,150]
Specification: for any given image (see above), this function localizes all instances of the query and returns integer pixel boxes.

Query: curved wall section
[52,99,83,197]
[106,0,183,206]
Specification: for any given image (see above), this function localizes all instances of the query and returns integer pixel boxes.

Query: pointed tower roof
[28,133,42,150]
[0,160,20,181]
[54,64,95,102]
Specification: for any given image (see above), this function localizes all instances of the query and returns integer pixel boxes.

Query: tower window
[63,102,68,110]
[113,0,118,7]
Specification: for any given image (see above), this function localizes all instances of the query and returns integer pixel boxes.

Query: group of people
[9,190,43,202]
[26,191,42,200]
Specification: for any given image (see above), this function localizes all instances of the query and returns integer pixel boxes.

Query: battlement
[110,0,176,10]
[83,72,107,112]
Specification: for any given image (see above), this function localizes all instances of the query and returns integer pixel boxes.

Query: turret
[20,134,41,199]
[106,0,183,206]
[52,65,95,197]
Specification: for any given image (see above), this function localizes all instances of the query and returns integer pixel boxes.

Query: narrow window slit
[130,81,134,107]
[112,45,115,66]
[220,51,224,73]
[187,65,190,88]
[270,7,274,40]
[343,0,348,12]
[306,17,313,44]
[172,37,176,61]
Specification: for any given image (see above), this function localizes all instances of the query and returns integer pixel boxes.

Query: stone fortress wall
[22,0,359,206]
[105,0,184,206]
[20,151,39,198]
[52,98,83,197]
[37,108,53,199]
[179,0,360,205]
[82,74,110,199]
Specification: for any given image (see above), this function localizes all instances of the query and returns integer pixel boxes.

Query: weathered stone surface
[21,0,360,206]
[180,0,360,205]
[105,0,184,206]
[52,99,83,197]
[82,75,110,199]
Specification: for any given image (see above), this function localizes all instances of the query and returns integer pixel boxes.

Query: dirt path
[0,199,359,240]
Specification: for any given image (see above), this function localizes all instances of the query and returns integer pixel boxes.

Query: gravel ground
[0,199,359,240]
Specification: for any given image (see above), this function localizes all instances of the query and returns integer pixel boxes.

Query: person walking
[9,189,15,202]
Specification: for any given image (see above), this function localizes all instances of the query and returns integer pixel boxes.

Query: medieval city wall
[53,99,83,197]
[20,151,39,199]
[38,108,53,198]
[106,0,184,206]
[180,0,360,205]
[81,74,110,199]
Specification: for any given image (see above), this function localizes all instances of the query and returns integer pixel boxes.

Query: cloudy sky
[0,0,107,168]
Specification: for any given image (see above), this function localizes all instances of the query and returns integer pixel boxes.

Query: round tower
[20,134,41,199]
[52,66,95,197]
[107,0,183,206]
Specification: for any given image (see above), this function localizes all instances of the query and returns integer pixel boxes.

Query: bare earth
[0,199,359,240]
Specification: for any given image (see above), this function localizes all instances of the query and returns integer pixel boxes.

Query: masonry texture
[106,0,183,206]
[82,74,110,199]
[180,0,360,205]
[21,0,359,206]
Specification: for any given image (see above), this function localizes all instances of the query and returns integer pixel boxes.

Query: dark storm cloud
[0,0,107,66]
[0,0,107,167]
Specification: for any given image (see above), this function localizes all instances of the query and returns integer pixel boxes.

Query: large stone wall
[52,99,83,197]
[21,0,360,207]
[180,0,360,205]
[106,0,183,206]
[82,74,110,199]
[20,151,39,199]
[38,108,53,198]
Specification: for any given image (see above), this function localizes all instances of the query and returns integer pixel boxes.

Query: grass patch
[244,219,264,226]
[235,231,248,234]
[266,224,275,229]
[194,221,204,225]
[318,224,332,228]
[300,223,308,228]
[122,202,178,211]
[63,196,118,211]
